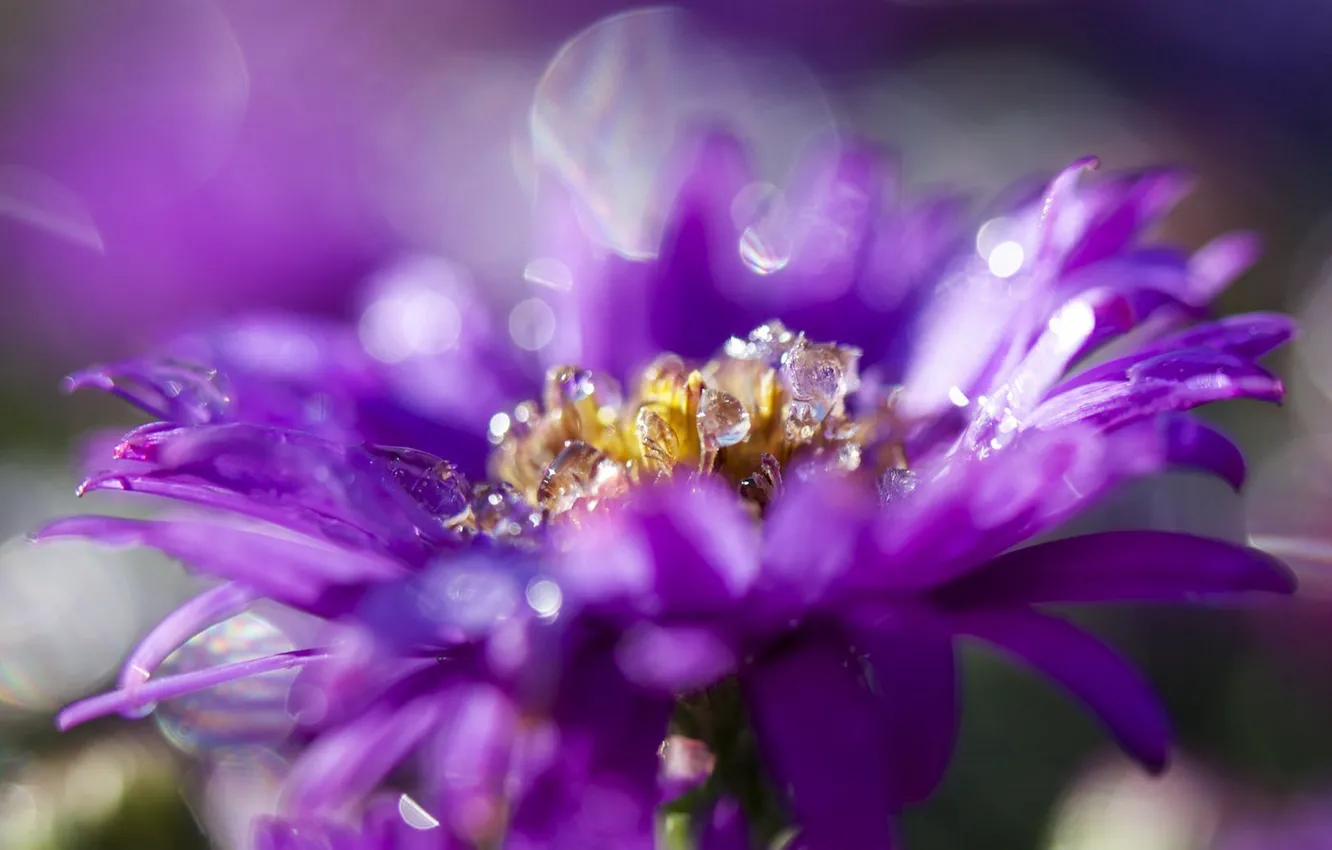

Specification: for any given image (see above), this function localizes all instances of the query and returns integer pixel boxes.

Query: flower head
[40,142,1296,849]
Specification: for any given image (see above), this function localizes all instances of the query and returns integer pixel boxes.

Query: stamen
[464,322,905,537]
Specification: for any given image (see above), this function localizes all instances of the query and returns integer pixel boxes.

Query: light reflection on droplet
[987,240,1025,278]
[947,386,970,407]
[359,257,470,364]
[523,257,573,291]
[399,794,441,830]
[0,166,104,252]
[509,297,557,351]
[488,412,512,443]
[525,578,563,620]
[530,7,833,260]
[1047,298,1096,343]
[152,612,298,754]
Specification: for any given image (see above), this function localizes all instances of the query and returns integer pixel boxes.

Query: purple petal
[757,472,876,615]
[85,423,455,560]
[37,516,404,616]
[743,631,898,850]
[851,624,958,804]
[1188,231,1261,303]
[862,426,1112,593]
[422,680,518,847]
[58,648,329,730]
[284,665,455,814]
[507,650,669,850]
[614,623,736,693]
[557,479,759,619]
[1030,349,1284,432]
[939,531,1295,608]
[1158,414,1247,490]
[116,581,257,709]
[64,359,232,425]
[946,608,1171,771]
[1055,313,1295,396]
[1032,156,1102,274]
[1059,166,1194,274]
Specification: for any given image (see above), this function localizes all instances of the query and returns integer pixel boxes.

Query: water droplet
[522,257,573,291]
[488,412,512,445]
[537,441,627,515]
[878,468,918,504]
[780,339,849,440]
[398,794,440,830]
[153,613,298,754]
[471,483,542,541]
[369,446,471,521]
[525,578,563,620]
[987,241,1025,278]
[697,388,751,451]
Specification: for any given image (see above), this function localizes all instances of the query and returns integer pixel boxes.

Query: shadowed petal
[558,478,759,619]
[422,681,518,847]
[743,632,898,850]
[939,531,1295,608]
[853,624,958,805]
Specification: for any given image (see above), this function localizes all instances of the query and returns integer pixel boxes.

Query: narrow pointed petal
[1055,313,1295,396]
[116,581,257,704]
[1030,351,1284,432]
[947,609,1171,771]
[1159,414,1247,490]
[1188,232,1261,303]
[939,531,1295,608]
[64,359,232,424]
[58,648,329,730]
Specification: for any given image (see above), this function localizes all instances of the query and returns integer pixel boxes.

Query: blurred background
[1,1,1331,848]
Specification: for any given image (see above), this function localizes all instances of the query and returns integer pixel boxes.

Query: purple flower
[38,144,1295,849]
